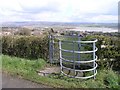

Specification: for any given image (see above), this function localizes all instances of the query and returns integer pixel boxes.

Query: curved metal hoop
[62,62,98,72]
[61,47,98,54]
[61,69,97,79]
[62,55,98,63]
[49,34,98,79]
[59,39,98,79]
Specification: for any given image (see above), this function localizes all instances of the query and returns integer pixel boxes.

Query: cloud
[85,15,117,23]
[0,0,119,23]
[19,1,60,14]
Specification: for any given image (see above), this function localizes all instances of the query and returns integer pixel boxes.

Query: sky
[0,0,119,23]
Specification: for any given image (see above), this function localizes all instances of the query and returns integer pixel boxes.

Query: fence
[49,34,98,79]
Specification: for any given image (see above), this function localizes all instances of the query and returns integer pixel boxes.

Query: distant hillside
[1,21,117,29]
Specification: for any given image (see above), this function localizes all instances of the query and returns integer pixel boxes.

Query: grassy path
[2,55,120,88]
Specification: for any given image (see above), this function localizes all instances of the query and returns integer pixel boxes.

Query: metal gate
[49,34,98,79]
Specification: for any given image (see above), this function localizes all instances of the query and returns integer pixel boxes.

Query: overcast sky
[0,0,119,23]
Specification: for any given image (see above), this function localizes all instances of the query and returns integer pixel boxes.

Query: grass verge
[2,55,120,88]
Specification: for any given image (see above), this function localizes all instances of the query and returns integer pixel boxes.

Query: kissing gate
[49,34,98,79]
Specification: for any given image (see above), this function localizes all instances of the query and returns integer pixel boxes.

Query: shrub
[2,35,49,60]
[83,35,120,69]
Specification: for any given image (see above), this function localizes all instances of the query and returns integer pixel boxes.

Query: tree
[15,28,31,36]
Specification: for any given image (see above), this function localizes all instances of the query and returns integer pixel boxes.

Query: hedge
[84,35,120,69]
[2,34,120,69]
[2,35,49,60]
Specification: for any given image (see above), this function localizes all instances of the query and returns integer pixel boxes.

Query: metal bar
[51,35,54,64]
[59,40,62,73]
[52,35,54,62]
[49,35,52,64]
[61,55,98,63]
[73,41,76,77]
[93,42,96,79]
[78,34,81,68]
[61,39,98,43]
[61,70,97,79]
[61,47,98,54]
[75,39,98,43]
[62,62,98,72]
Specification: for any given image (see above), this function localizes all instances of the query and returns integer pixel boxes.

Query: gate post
[93,42,96,79]
[49,34,52,64]
[78,33,81,68]
[59,40,62,72]
[49,34,54,64]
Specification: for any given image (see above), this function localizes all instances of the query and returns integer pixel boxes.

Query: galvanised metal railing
[49,34,98,79]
